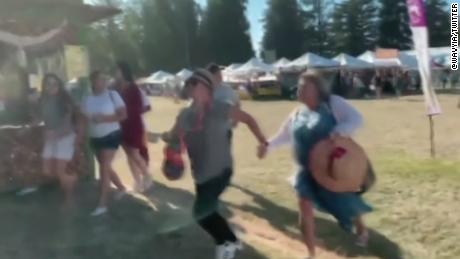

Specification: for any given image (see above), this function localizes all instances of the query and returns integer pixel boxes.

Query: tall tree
[426,0,450,47]
[330,0,378,55]
[378,0,412,50]
[141,0,200,72]
[301,0,334,56]
[81,0,144,72]
[262,0,306,60]
[199,0,254,65]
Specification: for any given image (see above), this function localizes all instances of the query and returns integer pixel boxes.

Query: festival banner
[407,0,442,115]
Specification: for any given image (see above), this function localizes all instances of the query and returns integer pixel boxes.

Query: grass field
[1,95,459,259]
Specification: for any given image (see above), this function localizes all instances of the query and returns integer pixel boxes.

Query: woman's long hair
[116,61,135,84]
[40,73,74,114]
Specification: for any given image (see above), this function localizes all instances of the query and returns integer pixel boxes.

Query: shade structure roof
[176,69,193,80]
[273,57,291,68]
[0,0,120,55]
[232,57,274,75]
[334,53,374,69]
[0,1,120,35]
[357,51,376,63]
[358,50,420,70]
[286,52,340,69]
[222,63,242,74]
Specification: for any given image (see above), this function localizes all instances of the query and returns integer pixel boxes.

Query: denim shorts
[90,130,122,151]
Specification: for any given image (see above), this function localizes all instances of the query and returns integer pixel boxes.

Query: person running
[258,71,372,259]
[115,62,153,192]
[81,71,127,216]
[164,69,267,259]
[207,63,240,107]
[26,74,84,206]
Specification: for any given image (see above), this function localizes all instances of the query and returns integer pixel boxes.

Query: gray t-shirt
[214,84,239,106]
[41,97,73,133]
[214,84,239,128]
[177,101,233,184]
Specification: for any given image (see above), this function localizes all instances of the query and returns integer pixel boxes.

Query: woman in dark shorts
[165,69,267,259]
[81,71,127,216]
[115,62,153,192]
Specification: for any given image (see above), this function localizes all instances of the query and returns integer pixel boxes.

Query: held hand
[257,143,268,159]
[146,132,161,143]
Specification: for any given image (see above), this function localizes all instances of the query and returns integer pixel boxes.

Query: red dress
[120,84,150,163]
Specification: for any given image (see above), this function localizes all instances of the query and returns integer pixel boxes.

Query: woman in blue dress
[259,71,373,258]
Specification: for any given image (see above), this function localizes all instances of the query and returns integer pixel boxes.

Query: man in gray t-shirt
[207,63,240,128]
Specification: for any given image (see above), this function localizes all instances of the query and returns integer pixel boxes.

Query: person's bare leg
[96,150,117,209]
[109,168,126,192]
[128,147,150,177]
[299,198,316,258]
[123,146,143,190]
[127,147,152,191]
[55,160,77,208]
[354,216,369,246]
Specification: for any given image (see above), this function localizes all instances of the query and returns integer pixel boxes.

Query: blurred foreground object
[161,133,185,181]
[0,124,90,193]
[310,137,373,193]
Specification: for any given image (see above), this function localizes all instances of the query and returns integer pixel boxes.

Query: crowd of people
[19,62,374,259]
[334,69,420,99]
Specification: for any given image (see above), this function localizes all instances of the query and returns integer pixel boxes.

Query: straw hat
[309,137,369,193]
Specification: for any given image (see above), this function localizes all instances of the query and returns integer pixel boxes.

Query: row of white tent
[224,47,451,78]
[139,47,451,86]
[139,69,193,86]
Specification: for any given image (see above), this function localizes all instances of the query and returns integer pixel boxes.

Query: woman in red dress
[115,62,153,192]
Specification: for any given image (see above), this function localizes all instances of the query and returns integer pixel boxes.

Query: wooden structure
[0,0,120,192]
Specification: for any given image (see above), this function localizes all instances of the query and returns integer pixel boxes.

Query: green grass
[1,96,460,259]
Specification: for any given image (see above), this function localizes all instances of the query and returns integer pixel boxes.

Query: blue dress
[292,103,372,232]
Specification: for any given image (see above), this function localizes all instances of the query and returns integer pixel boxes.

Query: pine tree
[301,0,334,56]
[82,0,144,72]
[262,0,306,60]
[141,0,200,72]
[378,0,412,50]
[199,0,254,65]
[426,0,450,47]
[330,0,378,55]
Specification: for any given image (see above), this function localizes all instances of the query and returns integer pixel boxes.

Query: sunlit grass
[0,95,459,258]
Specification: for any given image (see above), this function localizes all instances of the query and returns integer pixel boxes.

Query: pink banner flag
[407,0,442,115]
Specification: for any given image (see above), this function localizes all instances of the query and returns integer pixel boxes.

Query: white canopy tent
[222,63,243,82]
[334,53,374,69]
[144,71,175,85]
[285,52,340,70]
[273,57,291,68]
[232,58,274,76]
[404,47,451,68]
[357,51,376,63]
[176,69,193,80]
[223,63,242,73]
[403,47,450,57]
[357,51,419,70]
